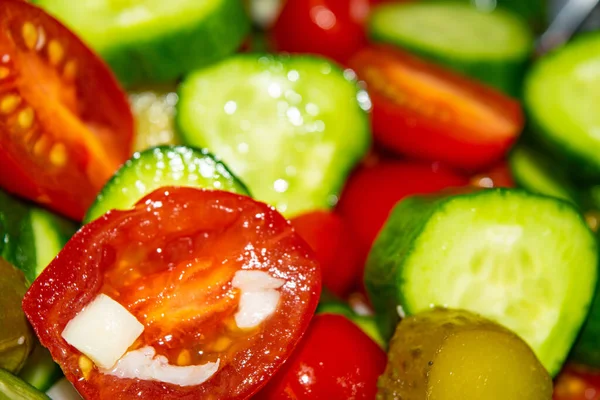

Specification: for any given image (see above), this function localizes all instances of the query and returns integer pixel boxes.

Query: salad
[0,0,599,399]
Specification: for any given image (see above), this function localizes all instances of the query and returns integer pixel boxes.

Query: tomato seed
[177,350,192,366]
[21,22,37,50]
[48,40,64,66]
[17,107,34,129]
[0,67,10,79]
[63,60,77,82]
[0,94,20,114]
[78,355,93,380]
[33,135,51,157]
[49,142,68,167]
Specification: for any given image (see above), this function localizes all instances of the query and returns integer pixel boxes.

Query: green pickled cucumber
[378,308,552,400]
[0,259,33,374]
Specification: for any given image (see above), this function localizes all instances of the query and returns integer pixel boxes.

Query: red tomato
[349,45,524,171]
[271,0,399,64]
[471,161,515,189]
[554,364,600,400]
[290,210,363,297]
[22,187,321,400]
[256,313,386,399]
[0,0,133,220]
[337,160,468,258]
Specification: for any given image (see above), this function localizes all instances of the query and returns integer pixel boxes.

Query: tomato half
[0,0,133,220]
[554,364,600,400]
[271,0,396,64]
[22,187,321,399]
[290,210,363,297]
[349,45,524,171]
[336,160,468,261]
[256,313,387,399]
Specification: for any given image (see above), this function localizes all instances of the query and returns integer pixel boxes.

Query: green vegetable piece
[378,308,552,400]
[178,54,371,217]
[35,0,250,86]
[18,341,62,392]
[0,190,76,284]
[0,368,50,400]
[509,143,579,204]
[129,86,182,152]
[0,259,33,374]
[369,2,533,96]
[84,145,250,223]
[365,188,597,375]
[525,33,600,181]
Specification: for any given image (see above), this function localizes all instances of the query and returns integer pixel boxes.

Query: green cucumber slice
[129,86,181,152]
[18,342,61,392]
[84,145,250,223]
[177,54,370,217]
[36,0,250,86]
[0,190,76,284]
[524,33,600,181]
[365,188,597,375]
[509,143,579,205]
[0,369,50,400]
[369,2,533,96]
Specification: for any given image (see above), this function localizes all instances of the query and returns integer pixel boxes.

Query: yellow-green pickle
[377,308,553,400]
[0,258,33,373]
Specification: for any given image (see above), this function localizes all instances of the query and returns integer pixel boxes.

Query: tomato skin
[471,161,515,189]
[554,364,600,400]
[290,211,363,297]
[349,46,524,171]
[22,187,321,400]
[0,0,133,220]
[256,313,386,399]
[336,160,468,260]
[271,0,390,64]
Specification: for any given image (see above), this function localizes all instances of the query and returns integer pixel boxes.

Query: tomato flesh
[256,313,387,399]
[349,46,524,171]
[0,0,133,220]
[554,364,600,400]
[22,187,321,399]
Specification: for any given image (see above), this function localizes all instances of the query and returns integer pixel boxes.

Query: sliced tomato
[256,313,386,399]
[290,210,363,297]
[0,0,133,220]
[336,160,468,261]
[349,45,524,171]
[554,364,600,400]
[270,0,401,64]
[22,187,321,399]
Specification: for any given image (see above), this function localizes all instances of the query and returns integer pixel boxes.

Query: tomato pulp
[23,187,321,399]
[0,0,133,220]
[349,45,524,171]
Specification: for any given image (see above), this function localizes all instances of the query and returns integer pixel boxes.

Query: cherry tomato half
[554,364,600,400]
[290,210,363,297]
[336,160,468,260]
[0,0,133,220]
[256,313,387,399]
[22,187,321,399]
[349,45,524,171]
[271,0,399,64]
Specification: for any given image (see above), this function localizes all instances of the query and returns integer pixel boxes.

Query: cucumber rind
[83,145,251,224]
[365,188,597,375]
[177,53,370,218]
[369,2,533,96]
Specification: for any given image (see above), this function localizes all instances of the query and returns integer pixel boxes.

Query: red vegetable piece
[290,210,363,297]
[349,45,524,171]
[554,364,600,400]
[256,313,387,399]
[22,187,321,400]
[0,0,133,220]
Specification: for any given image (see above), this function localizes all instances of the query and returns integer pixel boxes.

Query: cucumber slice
[178,54,370,217]
[0,368,50,400]
[18,342,62,392]
[524,33,600,181]
[129,86,181,152]
[509,143,579,205]
[369,2,533,96]
[36,0,250,86]
[84,145,250,223]
[365,188,597,375]
[0,190,76,284]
